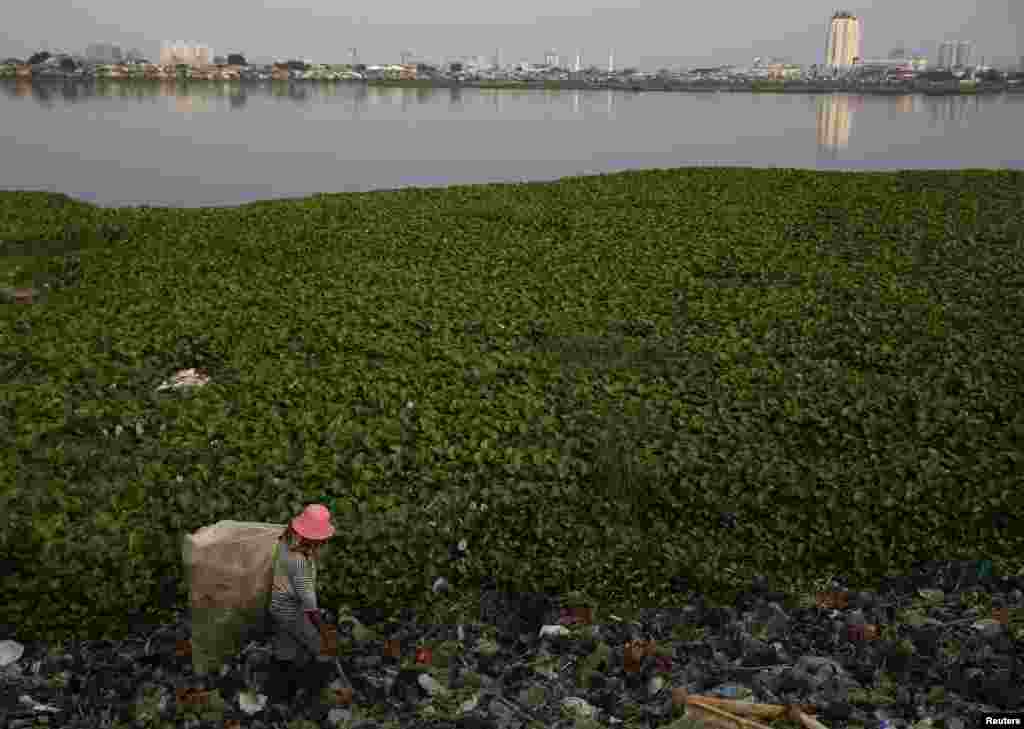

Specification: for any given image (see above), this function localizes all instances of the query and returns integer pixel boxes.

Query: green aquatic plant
[3,167,1022,644]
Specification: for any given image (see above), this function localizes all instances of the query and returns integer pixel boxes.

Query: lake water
[2,80,1022,208]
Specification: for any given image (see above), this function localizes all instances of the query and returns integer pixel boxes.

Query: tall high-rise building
[160,41,213,67]
[938,40,975,68]
[937,41,955,68]
[825,11,861,69]
[85,42,123,63]
[955,40,974,67]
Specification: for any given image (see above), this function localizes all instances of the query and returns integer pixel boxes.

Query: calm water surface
[2,80,1022,208]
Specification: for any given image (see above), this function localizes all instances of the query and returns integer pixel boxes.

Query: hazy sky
[3,1,1021,69]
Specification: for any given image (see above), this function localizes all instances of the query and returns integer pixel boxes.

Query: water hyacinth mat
[4,171,1024,728]
[2,558,1023,729]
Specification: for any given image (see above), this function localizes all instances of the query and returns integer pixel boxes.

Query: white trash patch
[156,368,211,392]
[0,639,24,667]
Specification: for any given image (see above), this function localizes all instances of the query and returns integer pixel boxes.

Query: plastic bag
[183,521,287,675]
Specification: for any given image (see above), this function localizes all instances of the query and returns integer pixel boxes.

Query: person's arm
[294,561,321,630]
[286,549,322,629]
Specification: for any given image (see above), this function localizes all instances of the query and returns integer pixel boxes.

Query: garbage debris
[156,367,211,392]
[0,639,25,667]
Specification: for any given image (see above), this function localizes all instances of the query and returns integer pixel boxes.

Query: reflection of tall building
[816,94,855,152]
[928,94,979,123]
[825,11,861,69]
[174,94,208,113]
[894,94,922,113]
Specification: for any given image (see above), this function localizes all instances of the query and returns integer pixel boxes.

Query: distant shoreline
[3,76,1021,96]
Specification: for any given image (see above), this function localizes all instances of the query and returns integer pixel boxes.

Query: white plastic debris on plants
[237,689,267,715]
[17,695,61,714]
[0,639,24,667]
[562,697,599,719]
[156,368,211,392]
[539,625,572,639]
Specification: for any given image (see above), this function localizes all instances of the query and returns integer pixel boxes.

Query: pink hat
[291,504,335,541]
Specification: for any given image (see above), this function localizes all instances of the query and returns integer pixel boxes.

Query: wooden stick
[685,698,776,729]
[680,691,819,719]
[683,696,832,729]
[786,705,832,729]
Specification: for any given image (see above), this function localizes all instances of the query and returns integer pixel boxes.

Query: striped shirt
[269,537,318,625]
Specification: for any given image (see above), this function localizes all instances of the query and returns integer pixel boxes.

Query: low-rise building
[94,64,130,79]
[143,65,176,80]
[762,63,803,80]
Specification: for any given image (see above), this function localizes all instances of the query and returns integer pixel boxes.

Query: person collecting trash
[266,503,340,702]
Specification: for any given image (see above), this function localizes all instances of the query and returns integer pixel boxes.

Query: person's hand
[305,608,324,629]
[319,624,339,657]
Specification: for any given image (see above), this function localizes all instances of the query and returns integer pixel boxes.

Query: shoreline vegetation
[3,75,1022,96]
[3,166,1023,648]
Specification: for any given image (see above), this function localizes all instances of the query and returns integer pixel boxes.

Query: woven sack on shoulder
[183,520,286,675]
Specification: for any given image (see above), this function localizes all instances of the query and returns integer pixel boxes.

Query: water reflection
[2,79,1019,208]
[3,78,1014,136]
[0,78,637,118]
[816,94,858,154]
[174,94,208,113]
[815,91,1000,157]
[928,93,981,123]
[3,78,1011,152]
[268,80,310,104]
[893,95,922,114]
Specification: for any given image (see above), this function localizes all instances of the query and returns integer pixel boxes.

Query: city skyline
[2,1,1020,70]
